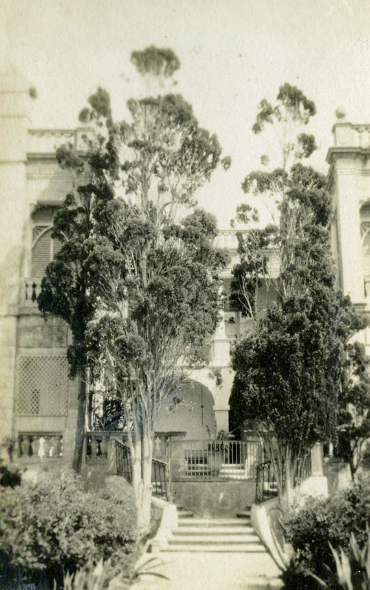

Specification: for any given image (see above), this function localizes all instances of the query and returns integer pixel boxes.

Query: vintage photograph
[1,0,370,588]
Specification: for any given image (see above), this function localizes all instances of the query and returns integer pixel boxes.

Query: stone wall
[171,481,255,517]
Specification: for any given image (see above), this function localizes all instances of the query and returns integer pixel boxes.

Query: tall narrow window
[361,205,370,271]
[31,226,62,277]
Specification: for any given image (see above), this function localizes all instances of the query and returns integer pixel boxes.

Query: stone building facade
[327,121,370,353]
[0,68,368,465]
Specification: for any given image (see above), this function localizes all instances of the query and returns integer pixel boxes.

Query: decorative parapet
[331,122,370,150]
[215,230,239,250]
[27,127,94,155]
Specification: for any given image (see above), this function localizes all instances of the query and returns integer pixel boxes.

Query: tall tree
[230,84,364,503]
[87,204,227,534]
[38,49,229,534]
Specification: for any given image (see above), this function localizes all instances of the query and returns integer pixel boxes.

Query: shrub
[0,468,137,587]
[282,485,370,584]
[0,462,21,488]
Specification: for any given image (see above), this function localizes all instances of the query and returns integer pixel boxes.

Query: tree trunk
[131,431,153,539]
[72,377,87,473]
[284,448,295,506]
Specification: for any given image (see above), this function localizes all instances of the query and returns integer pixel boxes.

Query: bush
[282,485,370,584]
[0,462,21,488]
[0,469,137,587]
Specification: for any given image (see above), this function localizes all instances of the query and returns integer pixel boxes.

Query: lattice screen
[17,356,69,416]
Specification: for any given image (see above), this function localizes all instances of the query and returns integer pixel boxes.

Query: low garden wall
[170,480,255,517]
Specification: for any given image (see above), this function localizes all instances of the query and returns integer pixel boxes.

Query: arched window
[31,226,62,277]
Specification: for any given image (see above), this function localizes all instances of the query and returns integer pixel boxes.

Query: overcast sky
[2,0,370,227]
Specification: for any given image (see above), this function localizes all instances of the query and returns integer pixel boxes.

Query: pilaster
[0,68,32,440]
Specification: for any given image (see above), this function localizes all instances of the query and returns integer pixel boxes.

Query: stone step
[236,510,252,518]
[170,533,260,544]
[174,525,255,534]
[177,509,194,518]
[178,517,249,526]
[164,543,265,553]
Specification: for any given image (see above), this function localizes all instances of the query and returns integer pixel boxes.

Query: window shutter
[31,229,52,276]
[31,228,63,277]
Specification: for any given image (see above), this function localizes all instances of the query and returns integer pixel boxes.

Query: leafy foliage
[282,486,370,588]
[0,469,136,587]
[131,45,180,80]
[0,462,21,488]
[230,163,364,499]
[231,83,364,501]
[329,532,370,590]
[251,83,316,170]
[85,202,228,435]
[38,70,229,531]
[337,341,370,476]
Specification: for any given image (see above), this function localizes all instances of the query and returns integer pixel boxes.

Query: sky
[2,0,370,228]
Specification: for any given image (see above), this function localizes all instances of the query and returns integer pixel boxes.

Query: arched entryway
[154,380,216,441]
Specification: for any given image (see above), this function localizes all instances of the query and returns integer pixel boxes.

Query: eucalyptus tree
[230,164,363,502]
[38,48,229,534]
[230,84,364,503]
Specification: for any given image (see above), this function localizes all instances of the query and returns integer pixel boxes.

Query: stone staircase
[164,509,265,553]
[158,508,283,589]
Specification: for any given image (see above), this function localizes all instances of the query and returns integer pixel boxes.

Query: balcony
[27,127,95,156]
[22,277,42,308]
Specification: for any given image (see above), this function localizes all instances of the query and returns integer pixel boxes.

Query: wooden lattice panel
[17,356,69,416]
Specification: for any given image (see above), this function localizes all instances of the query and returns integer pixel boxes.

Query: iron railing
[169,439,263,481]
[255,460,279,504]
[115,439,132,483]
[255,453,313,504]
[152,457,169,499]
[114,438,169,500]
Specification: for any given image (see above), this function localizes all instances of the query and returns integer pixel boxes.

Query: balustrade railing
[27,128,94,154]
[86,431,128,460]
[17,433,63,461]
[86,435,262,495]
[23,278,42,307]
[169,440,262,481]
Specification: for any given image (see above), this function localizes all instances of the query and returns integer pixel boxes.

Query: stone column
[335,159,365,304]
[311,442,324,477]
[0,69,32,441]
[214,406,230,433]
[212,289,231,366]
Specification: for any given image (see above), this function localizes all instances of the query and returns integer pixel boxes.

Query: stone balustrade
[28,127,95,154]
[23,278,42,307]
[17,432,63,460]
[214,230,239,250]
[333,122,370,149]
[86,431,128,461]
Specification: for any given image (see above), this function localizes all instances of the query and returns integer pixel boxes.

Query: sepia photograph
[1,1,370,588]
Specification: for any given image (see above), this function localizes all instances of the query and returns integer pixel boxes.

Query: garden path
[132,551,282,590]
